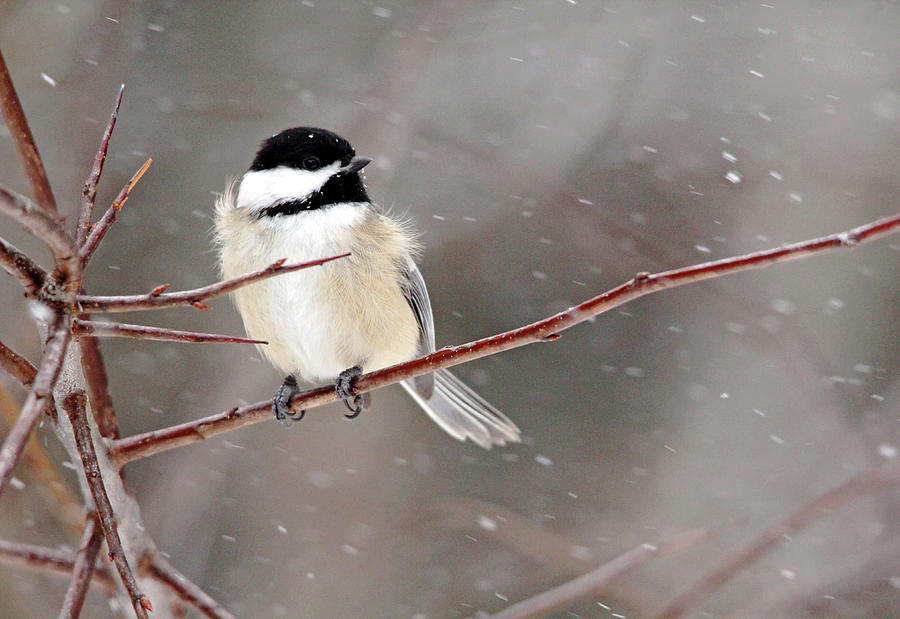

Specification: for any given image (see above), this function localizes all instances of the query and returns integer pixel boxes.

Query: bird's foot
[273,375,305,426]
[336,366,370,419]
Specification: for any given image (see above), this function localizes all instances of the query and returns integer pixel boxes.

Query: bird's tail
[400,369,521,449]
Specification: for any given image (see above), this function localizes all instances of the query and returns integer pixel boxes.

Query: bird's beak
[339,156,372,174]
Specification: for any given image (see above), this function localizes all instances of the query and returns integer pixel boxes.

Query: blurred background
[1,1,898,617]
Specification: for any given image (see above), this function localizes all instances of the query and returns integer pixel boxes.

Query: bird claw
[336,366,370,418]
[273,375,305,425]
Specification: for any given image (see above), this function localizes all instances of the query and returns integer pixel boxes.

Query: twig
[111,212,900,464]
[148,556,237,619]
[0,235,46,295]
[0,185,78,280]
[62,391,152,618]
[0,49,57,214]
[0,338,37,388]
[78,336,119,438]
[654,463,900,619]
[490,526,719,619]
[59,514,104,619]
[75,253,352,313]
[79,158,152,265]
[73,319,267,345]
[0,313,70,495]
[78,84,125,247]
[0,538,114,588]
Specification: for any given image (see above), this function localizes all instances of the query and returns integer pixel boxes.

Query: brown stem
[0,538,114,588]
[78,335,119,438]
[79,158,152,266]
[0,338,37,389]
[0,235,46,295]
[62,391,152,618]
[0,49,57,215]
[147,556,237,619]
[654,463,900,619]
[73,319,267,345]
[0,185,78,282]
[75,253,351,313]
[78,84,125,247]
[59,514,104,619]
[111,212,900,464]
[0,313,70,495]
[491,526,719,619]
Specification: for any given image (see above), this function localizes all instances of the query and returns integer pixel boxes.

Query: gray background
[1,1,898,617]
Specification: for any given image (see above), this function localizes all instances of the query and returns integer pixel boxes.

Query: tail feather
[400,369,521,449]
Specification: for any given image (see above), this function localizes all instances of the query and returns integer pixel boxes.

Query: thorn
[543,333,561,341]
[190,301,212,311]
[139,596,153,611]
[634,271,651,281]
[272,257,288,268]
[149,283,170,296]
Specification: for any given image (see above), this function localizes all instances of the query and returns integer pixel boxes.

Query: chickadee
[214,127,520,448]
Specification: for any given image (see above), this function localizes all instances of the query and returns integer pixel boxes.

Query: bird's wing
[399,257,435,398]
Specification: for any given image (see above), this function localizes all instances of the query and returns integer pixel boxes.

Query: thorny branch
[110,212,900,464]
[147,556,238,619]
[79,158,152,265]
[0,538,114,588]
[62,392,152,618]
[74,252,351,313]
[78,84,125,247]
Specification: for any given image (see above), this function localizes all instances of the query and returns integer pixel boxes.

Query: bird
[214,127,520,448]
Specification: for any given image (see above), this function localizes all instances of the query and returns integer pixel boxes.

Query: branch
[0,48,57,214]
[0,185,78,280]
[75,253,351,313]
[0,538,114,588]
[654,463,900,619]
[73,319,267,345]
[59,514,104,619]
[147,556,237,619]
[0,338,37,388]
[111,212,900,464]
[79,158,152,266]
[0,235,46,295]
[0,313,70,495]
[78,84,125,247]
[78,336,119,438]
[490,526,720,619]
[62,391,152,618]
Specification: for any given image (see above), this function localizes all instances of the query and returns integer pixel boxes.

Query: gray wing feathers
[400,259,435,398]
[400,258,521,448]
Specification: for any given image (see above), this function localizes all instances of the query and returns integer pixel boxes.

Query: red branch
[111,212,900,465]
[147,556,237,619]
[655,463,900,619]
[73,319,267,345]
[78,84,125,247]
[0,49,57,214]
[491,526,719,619]
[0,313,70,494]
[0,235,46,295]
[59,514,104,619]
[62,392,152,618]
[75,253,351,313]
[80,158,153,265]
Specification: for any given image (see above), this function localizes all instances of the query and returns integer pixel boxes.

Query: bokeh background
[1,1,898,617]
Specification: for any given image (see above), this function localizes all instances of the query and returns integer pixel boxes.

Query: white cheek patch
[237,163,341,212]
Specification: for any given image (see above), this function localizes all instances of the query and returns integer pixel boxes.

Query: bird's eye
[302,157,320,171]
